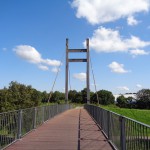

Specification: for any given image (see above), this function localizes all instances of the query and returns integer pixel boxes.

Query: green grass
[100,105,150,125]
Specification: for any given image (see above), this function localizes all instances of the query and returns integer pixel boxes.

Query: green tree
[0,81,42,112]
[75,92,82,103]
[81,88,87,103]
[0,88,13,112]
[50,91,65,103]
[68,90,78,103]
[136,89,150,109]
[97,90,115,105]
[116,95,128,108]
[41,91,49,103]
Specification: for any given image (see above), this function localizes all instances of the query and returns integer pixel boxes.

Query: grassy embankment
[100,105,150,125]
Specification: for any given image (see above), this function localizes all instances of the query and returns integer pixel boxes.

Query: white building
[114,93,137,101]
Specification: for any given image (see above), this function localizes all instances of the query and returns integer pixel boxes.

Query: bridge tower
[65,38,90,104]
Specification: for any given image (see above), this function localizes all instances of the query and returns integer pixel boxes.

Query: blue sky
[0,0,150,94]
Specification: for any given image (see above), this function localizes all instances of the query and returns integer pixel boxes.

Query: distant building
[114,93,137,101]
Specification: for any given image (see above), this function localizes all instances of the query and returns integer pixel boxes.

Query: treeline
[116,89,150,109]
[0,81,115,112]
[1,81,150,113]
[69,89,115,105]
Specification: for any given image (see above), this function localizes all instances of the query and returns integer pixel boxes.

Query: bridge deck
[5,108,112,150]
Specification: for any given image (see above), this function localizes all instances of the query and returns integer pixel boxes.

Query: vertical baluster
[17,110,22,139]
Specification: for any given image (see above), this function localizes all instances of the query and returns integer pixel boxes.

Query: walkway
[5,108,112,150]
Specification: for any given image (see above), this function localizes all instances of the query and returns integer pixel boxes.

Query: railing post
[48,105,51,119]
[120,116,126,150]
[57,104,59,114]
[101,109,103,130]
[107,111,110,140]
[42,106,45,123]
[33,107,37,129]
[17,109,22,139]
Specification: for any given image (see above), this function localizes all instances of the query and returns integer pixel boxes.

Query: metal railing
[84,104,150,150]
[0,104,71,149]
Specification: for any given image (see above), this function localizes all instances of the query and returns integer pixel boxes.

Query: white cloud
[85,27,150,53]
[127,16,139,26]
[71,0,150,25]
[42,59,62,67]
[51,67,60,73]
[117,86,129,91]
[136,84,142,88]
[38,65,49,71]
[13,45,61,70]
[73,72,86,81]
[14,45,42,64]
[130,49,149,56]
[108,61,129,73]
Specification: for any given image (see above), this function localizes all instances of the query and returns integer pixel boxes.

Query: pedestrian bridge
[0,104,150,150]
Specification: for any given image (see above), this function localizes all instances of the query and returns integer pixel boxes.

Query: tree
[81,88,87,103]
[0,88,13,112]
[75,92,82,103]
[91,92,99,104]
[97,90,115,105]
[41,91,49,103]
[116,95,127,108]
[50,91,65,103]
[136,89,150,109]
[0,81,42,112]
[68,90,78,103]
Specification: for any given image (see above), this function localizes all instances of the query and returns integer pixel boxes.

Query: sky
[0,0,150,94]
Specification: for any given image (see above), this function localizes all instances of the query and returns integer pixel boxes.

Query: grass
[100,105,150,125]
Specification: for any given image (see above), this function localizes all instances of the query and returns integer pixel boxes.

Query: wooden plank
[68,59,87,62]
[68,49,87,52]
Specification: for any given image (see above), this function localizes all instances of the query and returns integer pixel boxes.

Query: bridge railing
[0,104,72,150]
[85,104,150,150]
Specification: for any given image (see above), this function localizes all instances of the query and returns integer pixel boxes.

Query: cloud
[71,0,150,25]
[108,61,129,73]
[38,65,49,71]
[42,59,62,66]
[136,84,142,88]
[14,45,42,64]
[129,49,149,56]
[51,67,60,73]
[85,27,150,53]
[117,86,129,91]
[73,72,86,81]
[13,45,61,70]
[127,16,139,26]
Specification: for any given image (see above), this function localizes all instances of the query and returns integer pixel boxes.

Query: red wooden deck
[5,108,113,150]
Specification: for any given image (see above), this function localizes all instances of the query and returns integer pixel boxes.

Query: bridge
[0,104,150,150]
[1,39,150,150]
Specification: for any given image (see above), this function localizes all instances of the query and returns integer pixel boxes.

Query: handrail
[0,104,72,150]
[84,104,150,150]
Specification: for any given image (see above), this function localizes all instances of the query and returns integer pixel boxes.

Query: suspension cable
[48,53,65,103]
[90,53,99,104]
